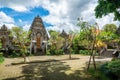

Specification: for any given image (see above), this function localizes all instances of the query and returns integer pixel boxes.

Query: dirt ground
[0,55,112,80]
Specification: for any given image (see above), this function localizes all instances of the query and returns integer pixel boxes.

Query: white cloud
[0,11,14,24]
[0,11,15,29]
[0,23,16,29]
[22,24,30,31]
[96,14,120,29]
[79,0,120,29]
[46,22,79,33]
[18,19,22,23]
[0,0,31,12]
[42,0,80,32]
[0,0,119,32]
[9,5,28,12]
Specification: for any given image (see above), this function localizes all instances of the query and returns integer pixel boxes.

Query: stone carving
[0,24,11,49]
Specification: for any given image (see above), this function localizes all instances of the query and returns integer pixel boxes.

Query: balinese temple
[0,25,11,49]
[29,15,49,54]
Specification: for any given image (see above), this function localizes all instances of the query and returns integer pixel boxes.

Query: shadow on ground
[4,59,96,80]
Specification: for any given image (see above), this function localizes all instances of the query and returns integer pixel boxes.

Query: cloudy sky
[0,0,119,32]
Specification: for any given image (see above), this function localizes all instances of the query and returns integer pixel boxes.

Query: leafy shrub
[88,66,110,80]
[48,47,64,55]
[100,61,120,80]
[9,49,31,58]
[79,50,99,56]
[49,48,56,55]
[0,53,4,64]
[107,60,120,77]
[89,61,119,80]
[79,50,92,55]
[71,46,79,54]
[9,52,21,58]
[55,49,64,55]
[100,63,110,75]
[46,50,50,55]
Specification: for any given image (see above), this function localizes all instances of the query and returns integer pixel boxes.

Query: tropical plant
[77,18,97,70]
[11,27,31,63]
[77,18,93,49]
[48,30,65,55]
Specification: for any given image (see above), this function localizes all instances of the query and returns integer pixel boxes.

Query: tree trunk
[87,39,96,70]
[69,51,72,59]
[22,51,29,63]
[93,54,96,70]
[87,54,92,70]
[19,42,30,63]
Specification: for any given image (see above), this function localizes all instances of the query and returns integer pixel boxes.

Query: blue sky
[0,0,119,32]
[0,7,50,27]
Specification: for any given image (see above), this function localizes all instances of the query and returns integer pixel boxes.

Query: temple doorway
[36,33,41,49]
